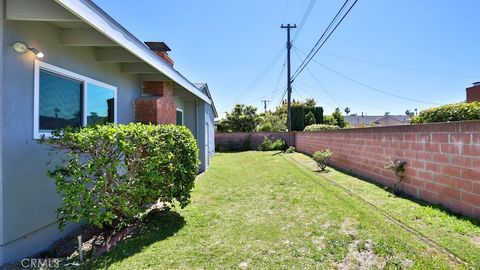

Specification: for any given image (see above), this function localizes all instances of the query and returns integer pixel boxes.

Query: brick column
[466,83,480,102]
[134,81,176,124]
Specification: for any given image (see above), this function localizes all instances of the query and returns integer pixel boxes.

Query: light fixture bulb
[29,47,44,58]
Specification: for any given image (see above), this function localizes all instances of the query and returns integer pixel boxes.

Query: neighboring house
[0,0,215,265]
[345,115,411,128]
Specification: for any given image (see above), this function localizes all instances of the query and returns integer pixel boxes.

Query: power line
[292,0,317,42]
[220,48,284,112]
[320,63,442,106]
[294,82,398,113]
[318,51,478,79]
[292,47,342,108]
[292,0,359,81]
[295,47,443,106]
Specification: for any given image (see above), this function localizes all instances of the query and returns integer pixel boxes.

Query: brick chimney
[466,82,480,102]
[145,41,174,66]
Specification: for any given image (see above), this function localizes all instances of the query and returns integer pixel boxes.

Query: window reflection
[39,70,82,130]
[87,83,115,126]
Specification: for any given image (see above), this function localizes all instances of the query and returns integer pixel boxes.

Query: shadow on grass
[85,209,185,269]
[327,164,480,227]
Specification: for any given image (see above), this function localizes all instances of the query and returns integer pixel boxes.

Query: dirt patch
[472,236,480,247]
[337,240,386,270]
[340,218,358,237]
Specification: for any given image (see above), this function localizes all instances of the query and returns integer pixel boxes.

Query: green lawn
[89,151,479,269]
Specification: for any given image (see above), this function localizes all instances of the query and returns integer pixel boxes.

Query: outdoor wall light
[12,42,44,58]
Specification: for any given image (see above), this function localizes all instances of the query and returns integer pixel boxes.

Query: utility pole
[261,99,269,113]
[281,24,296,131]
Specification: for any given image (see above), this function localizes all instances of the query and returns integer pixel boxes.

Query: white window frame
[34,60,118,139]
[176,108,184,125]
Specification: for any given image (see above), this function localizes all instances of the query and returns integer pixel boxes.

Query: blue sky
[94,0,480,117]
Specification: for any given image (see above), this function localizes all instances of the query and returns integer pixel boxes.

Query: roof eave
[54,0,211,104]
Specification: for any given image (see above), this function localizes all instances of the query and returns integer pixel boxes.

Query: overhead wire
[292,0,359,81]
[220,48,284,112]
[292,47,342,108]
[318,51,478,79]
[292,0,317,42]
[295,48,443,106]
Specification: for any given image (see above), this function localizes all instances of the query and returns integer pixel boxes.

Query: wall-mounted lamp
[12,42,44,58]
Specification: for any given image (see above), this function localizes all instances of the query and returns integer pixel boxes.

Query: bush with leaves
[312,149,333,171]
[332,108,348,128]
[285,146,296,153]
[217,104,259,132]
[257,112,286,132]
[323,115,338,126]
[41,123,199,231]
[304,111,316,126]
[304,124,340,131]
[384,156,407,193]
[411,102,480,124]
[257,137,286,151]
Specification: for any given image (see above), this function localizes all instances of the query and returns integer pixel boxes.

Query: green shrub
[314,107,324,124]
[291,104,305,131]
[411,102,480,124]
[323,115,338,126]
[41,123,199,231]
[312,149,333,171]
[304,124,341,131]
[257,137,286,151]
[332,108,347,128]
[271,138,286,151]
[304,111,316,126]
[286,146,296,153]
[257,136,273,151]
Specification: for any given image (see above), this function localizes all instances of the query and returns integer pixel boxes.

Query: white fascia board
[54,0,211,104]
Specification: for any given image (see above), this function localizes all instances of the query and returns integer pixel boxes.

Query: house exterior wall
[0,19,142,264]
[0,0,5,264]
[205,104,215,168]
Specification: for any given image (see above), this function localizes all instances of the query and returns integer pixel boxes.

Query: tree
[384,112,391,116]
[405,110,414,117]
[332,108,347,128]
[218,104,259,132]
[304,98,316,107]
[257,112,286,132]
[344,107,351,115]
[304,111,316,126]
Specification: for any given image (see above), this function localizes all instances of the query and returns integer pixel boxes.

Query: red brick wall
[215,132,295,150]
[295,121,480,218]
[134,81,176,124]
[467,85,480,102]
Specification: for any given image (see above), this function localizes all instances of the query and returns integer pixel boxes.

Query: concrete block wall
[215,132,295,150]
[295,121,480,218]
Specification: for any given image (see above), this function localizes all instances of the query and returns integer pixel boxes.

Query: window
[176,109,184,125]
[34,60,117,138]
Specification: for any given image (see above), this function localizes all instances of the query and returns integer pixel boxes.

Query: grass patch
[88,151,469,269]
[286,152,480,269]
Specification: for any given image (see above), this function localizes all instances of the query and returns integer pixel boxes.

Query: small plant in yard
[257,137,286,151]
[41,123,199,232]
[312,149,333,171]
[286,146,296,153]
[384,156,407,193]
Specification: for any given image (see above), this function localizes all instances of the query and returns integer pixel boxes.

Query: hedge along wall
[295,120,480,218]
[215,132,295,150]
